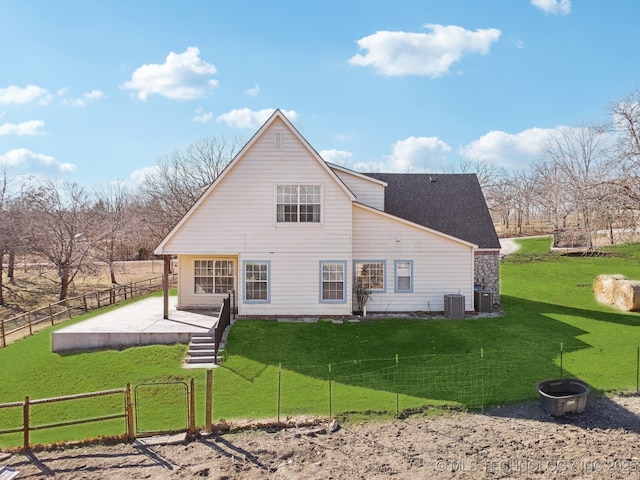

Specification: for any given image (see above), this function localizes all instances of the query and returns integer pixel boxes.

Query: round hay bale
[612,279,640,312]
[593,274,626,305]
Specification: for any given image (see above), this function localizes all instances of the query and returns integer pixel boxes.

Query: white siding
[333,169,385,210]
[352,206,475,312]
[164,118,353,315]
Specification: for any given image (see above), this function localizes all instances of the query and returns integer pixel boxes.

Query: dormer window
[276,185,321,223]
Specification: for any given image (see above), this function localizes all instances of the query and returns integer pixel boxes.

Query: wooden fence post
[83,294,88,311]
[49,304,54,325]
[125,383,135,441]
[65,299,72,319]
[27,312,32,336]
[205,370,213,433]
[189,378,196,436]
[1,319,5,348]
[23,396,30,451]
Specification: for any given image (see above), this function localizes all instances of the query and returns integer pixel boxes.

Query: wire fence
[3,344,640,451]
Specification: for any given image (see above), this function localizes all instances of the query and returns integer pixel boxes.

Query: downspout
[163,255,170,319]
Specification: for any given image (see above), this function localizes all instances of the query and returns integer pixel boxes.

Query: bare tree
[23,180,106,300]
[531,159,573,232]
[539,123,610,247]
[0,169,11,305]
[93,182,135,284]
[610,88,640,205]
[139,135,245,242]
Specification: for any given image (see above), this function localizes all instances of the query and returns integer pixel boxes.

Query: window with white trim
[194,260,234,294]
[244,261,269,302]
[355,261,385,291]
[276,185,321,223]
[395,260,413,293]
[320,261,346,302]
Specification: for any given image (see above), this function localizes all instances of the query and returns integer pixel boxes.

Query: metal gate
[134,382,189,436]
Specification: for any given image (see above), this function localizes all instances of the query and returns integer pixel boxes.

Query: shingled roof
[364,173,501,250]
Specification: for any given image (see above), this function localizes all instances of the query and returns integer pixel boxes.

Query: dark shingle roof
[365,173,501,249]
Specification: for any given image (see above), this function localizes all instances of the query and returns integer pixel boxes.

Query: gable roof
[154,109,355,254]
[364,173,501,250]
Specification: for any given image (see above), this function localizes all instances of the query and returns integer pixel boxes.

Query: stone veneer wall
[474,251,501,305]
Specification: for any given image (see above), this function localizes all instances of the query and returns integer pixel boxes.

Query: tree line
[3,87,640,303]
[0,136,244,304]
[466,89,640,246]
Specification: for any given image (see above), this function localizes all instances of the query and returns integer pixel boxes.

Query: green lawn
[3,239,640,448]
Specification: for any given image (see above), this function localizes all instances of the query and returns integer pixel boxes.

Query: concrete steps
[184,334,222,367]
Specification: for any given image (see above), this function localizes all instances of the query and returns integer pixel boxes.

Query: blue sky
[0,0,637,187]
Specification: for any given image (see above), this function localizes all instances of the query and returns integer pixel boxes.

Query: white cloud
[192,107,213,123]
[58,162,77,173]
[320,149,353,166]
[532,0,571,15]
[385,136,452,172]
[64,89,107,107]
[0,85,52,105]
[246,83,260,96]
[460,127,560,168]
[0,119,45,136]
[349,24,501,77]
[122,47,218,101]
[217,108,299,129]
[130,165,160,183]
[0,148,75,173]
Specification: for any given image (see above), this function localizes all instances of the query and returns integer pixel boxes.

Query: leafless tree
[539,123,610,247]
[610,88,640,205]
[139,135,245,242]
[22,180,106,300]
[93,182,135,284]
[0,169,11,305]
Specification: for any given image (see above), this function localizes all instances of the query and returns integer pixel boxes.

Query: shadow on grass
[222,294,640,408]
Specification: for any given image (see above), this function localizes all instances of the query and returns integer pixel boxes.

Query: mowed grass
[3,239,640,448]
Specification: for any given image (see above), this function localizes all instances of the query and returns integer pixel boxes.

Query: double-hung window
[320,261,346,302]
[354,261,385,292]
[244,261,270,303]
[276,185,321,223]
[395,260,413,293]
[194,260,234,294]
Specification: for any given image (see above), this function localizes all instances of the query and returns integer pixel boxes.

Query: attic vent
[429,176,437,182]
[274,131,282,151]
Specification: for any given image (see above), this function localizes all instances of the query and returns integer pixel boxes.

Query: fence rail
[0,274,177,348]
[0,378,204,451]
[0,386,133,450]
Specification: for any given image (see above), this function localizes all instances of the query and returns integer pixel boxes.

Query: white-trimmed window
[244,261,270,302]
[395,260,413,293]
[276,185,321,223]
[320,261,346,302]
[194,260,234,294]
[355,261,385,292]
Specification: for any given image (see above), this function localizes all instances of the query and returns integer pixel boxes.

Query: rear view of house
[154,110,500,317]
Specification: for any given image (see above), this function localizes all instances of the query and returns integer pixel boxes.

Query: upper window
[395,260,413,293]
[320,261,346,303]
[355,261,385,292]
[194,260,234,294]
[276,185,321,223]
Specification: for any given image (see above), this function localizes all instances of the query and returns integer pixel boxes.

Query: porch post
[163,255,170,319]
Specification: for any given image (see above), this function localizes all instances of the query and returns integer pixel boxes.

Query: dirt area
[4,394,640,479]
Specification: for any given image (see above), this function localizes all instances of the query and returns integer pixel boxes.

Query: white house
[154,110,500,317]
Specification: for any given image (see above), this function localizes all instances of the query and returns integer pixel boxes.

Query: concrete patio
[52,296,220,353]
